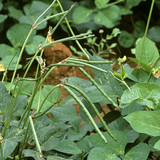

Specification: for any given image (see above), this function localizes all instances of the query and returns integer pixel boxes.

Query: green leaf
[84,130,128,155]
[148,26,160,42]
[94,5,121,28]
[0,14,7,23]
[120,83,160,109]
[128,68,148,83]
[19,1,50,30]
[95,0,110,8]
[123,143,150,160]
[7,23,36,48]
[30,85,61,111]
[135,37,159,66]
[133,20,145,38]
[124,111,160,136]
[88,147,121,160]
[26,35,46,54]
[0,127,24,159]
[1,55,22,70]
[0,44,17,59]
[72,6,93,24]
[23,149,45,160]
[154,139,160,151]
[8,6,24,20]
[67,120,93,141]
[125,0,143,9]
[54,139,82,154]
[13,81,34,96]
[50,105,79,122]
[118,31,135,48]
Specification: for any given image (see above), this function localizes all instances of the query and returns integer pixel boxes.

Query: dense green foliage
[0,0,160,159]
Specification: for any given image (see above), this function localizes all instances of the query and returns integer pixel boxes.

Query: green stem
[29,116,43,156]
[34,0,56,24]
[34,102,58,119]
[79,67,119,109]
[138,0,155,67]
[9,28,34,93]
[65,83,117,141]
[56,0,90,60]
[67,59,108,73]
[43,32,93,48]
[37,84,60,113]
[0,143,4,160]
[63,85,107,143]
[110,71,130,90]
[36,11,67,26]
[69,58,113,64]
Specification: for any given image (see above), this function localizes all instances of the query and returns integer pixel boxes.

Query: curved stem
[56,0,90,60]
[63,85,107,143]
[65,83,117,141]
[138,0,155,67]
[79,67,119,109]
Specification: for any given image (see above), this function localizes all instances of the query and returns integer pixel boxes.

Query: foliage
[0,0,160,160]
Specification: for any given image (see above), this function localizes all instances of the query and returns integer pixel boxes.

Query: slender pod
[79,67,119,109]
[67,59,108,73]
[63,85,107,143]
[29,116,43,157]
[65,83,117,141]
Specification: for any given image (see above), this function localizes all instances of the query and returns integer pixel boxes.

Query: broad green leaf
[125,0,143,9]
[0,127,24,159]
[26,35,46,54]
[30,85,61,111]
[120,83,160,109]
[0,44,17,59]
[118,31,135,48]
[86,130,128,155]
[123,143,150,160]
[135,37,159,66]
[88,147,120,160]
[133,20,145,38]
[19,1,50,30]
[12,95,27,121]
[67,120,93,141]
[35,116,70,151]
[90,54,112,82]
[13,81,34,96]
[8,6,24,20]
[128,68,148,83]
[154,139,160,151]
[95,0,110,8]
[1,55,22,70]
[108,116,139,143]
[94,5,121,28]
[62,77,92,95]
[7,23,36,48]
[50,105,79,122]
[124,111,160,136]
[148,137,160,151]
[129,57,152,73]
[54,139,82,154]
[0,14,7,23]
[72,6,93,24]
[148,26,160,42]
[0,82,11,112]
[23,149,45,160]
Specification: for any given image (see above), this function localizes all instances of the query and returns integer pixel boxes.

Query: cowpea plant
[0,0,160,160]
